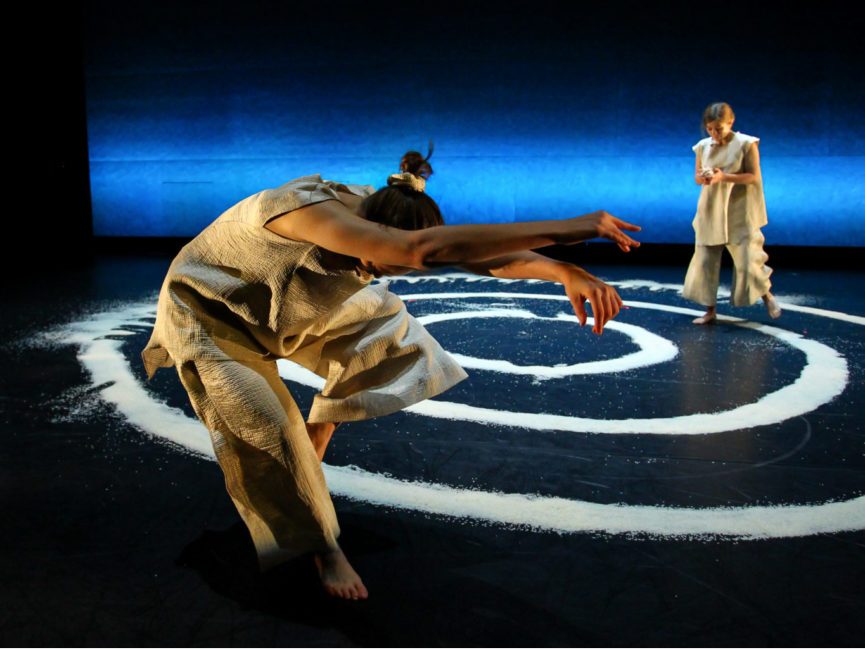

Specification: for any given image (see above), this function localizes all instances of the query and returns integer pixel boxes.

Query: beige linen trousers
[142,175,468,570]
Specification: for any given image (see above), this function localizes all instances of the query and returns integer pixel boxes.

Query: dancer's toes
[765,296,782,319]
[692,312,716,325]
[315,550,368,601]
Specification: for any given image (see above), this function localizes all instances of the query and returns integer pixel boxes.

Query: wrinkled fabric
[683,232,773,307]
[141,174,468,569]
[692,132,768,246]
[685,133,773,307]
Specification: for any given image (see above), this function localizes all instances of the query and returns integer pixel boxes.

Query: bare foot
[763,293,782,319]
[314,549,369,600]
[306,422,336,461]
[693,307,717,325]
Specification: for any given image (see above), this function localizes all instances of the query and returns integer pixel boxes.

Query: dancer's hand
[587,211,641,252]
[562,266,624,335]
[707,168,726,185]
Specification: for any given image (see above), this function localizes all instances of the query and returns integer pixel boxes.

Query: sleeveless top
[142,174,469,424]
[141,174,379,378]
[691,131,768,245]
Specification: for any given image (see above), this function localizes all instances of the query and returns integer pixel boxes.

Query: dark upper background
[10,1,865,275]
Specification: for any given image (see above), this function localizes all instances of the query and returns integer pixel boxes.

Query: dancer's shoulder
[692,136,713,153]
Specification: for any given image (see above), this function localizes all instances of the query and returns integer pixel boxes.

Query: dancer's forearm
[413,216,599,267]
[718,171,758,185]
[460,251,575,283]
[461,249,624,335]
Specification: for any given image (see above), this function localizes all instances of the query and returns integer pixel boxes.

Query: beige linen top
[692,132,768,245]
[141,174,468,422]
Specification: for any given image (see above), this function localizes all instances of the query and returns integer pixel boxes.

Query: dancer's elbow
[411,227,471,270]
[404,228,452,270]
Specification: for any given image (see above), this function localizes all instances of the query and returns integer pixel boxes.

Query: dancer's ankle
[693,306,716,325]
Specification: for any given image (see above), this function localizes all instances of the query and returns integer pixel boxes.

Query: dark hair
[702,102,735,133]
[360,144,444,230]
[399,148,434,179]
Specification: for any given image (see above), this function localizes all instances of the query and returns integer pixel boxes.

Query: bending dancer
[141,148,640,600]
[683,102,781,324]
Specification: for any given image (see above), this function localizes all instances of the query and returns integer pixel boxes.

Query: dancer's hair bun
[400,142,434,180]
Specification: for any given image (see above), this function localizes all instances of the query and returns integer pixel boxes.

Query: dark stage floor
[2,256,864,646]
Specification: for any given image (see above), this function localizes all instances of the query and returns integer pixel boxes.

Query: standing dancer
[683,102,782,324]
[142,147,640,600]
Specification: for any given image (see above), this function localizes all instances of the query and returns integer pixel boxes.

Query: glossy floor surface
[2,257,864,646]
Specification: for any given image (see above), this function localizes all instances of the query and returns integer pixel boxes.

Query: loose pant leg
[176,357,340,571]
[682,244,724,307]
[727,230,773,307]
[286,285,469,424]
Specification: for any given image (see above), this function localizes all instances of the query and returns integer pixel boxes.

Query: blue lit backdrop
[85,1,864,245]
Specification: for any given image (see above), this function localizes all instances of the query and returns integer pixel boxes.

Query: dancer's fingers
[600,290,615,330]
[605,290,619,320]
[613,217,642,232]
[591,290,606,334]
[614,230,640,252]
[569,292,588,327]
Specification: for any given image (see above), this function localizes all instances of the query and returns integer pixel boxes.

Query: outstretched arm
[460,251,623,334]
[414,211,640,267]
[265,199,640,271]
